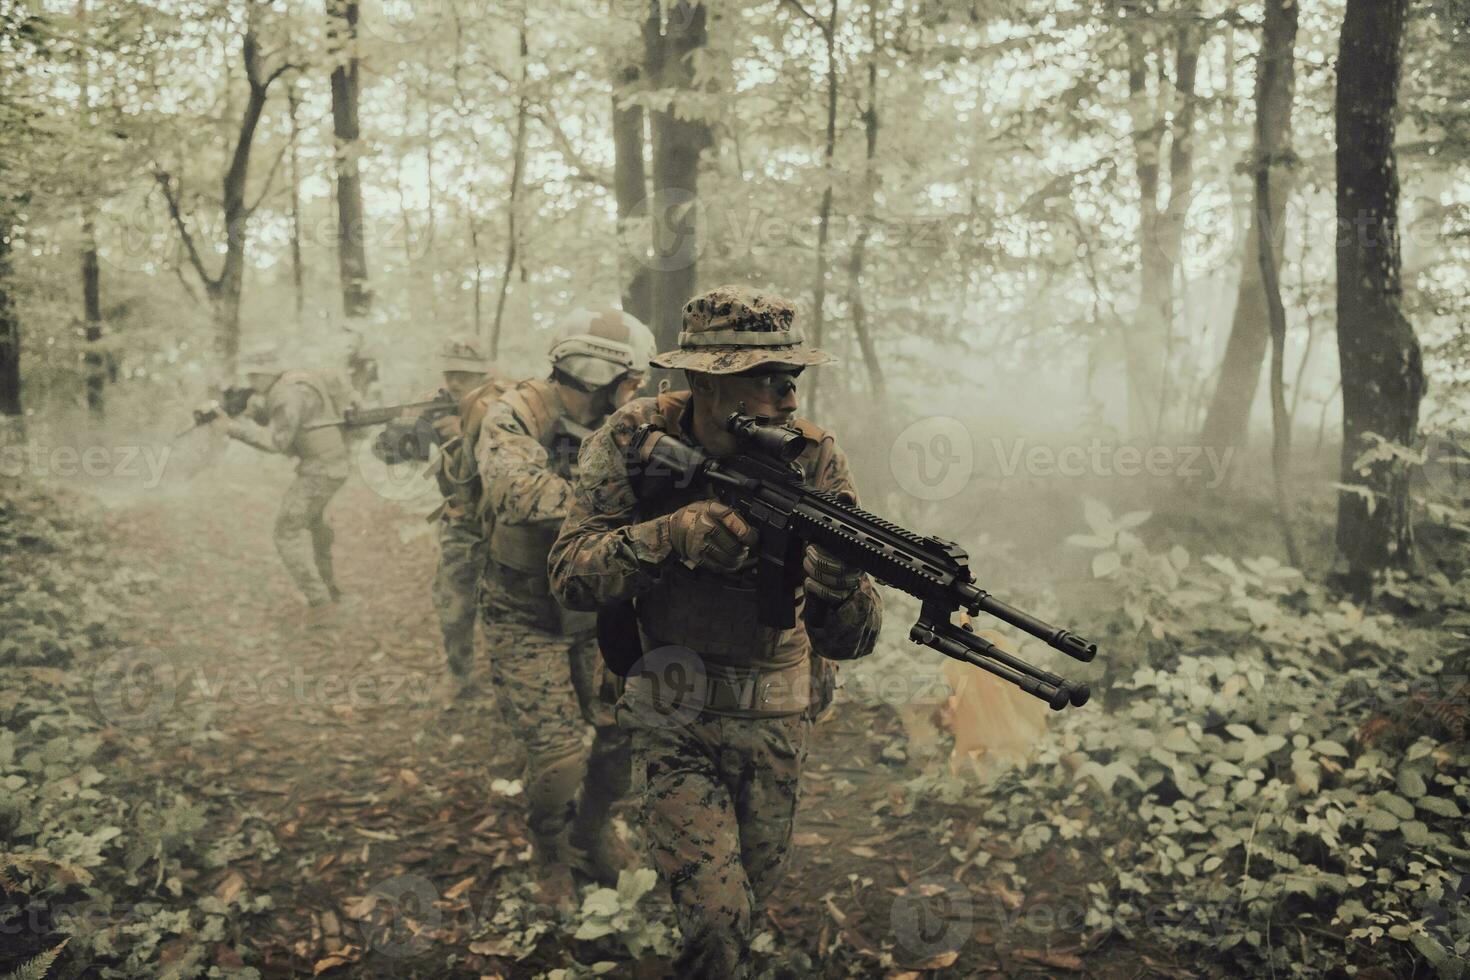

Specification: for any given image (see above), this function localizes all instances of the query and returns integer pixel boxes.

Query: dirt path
[88,456,1179,979]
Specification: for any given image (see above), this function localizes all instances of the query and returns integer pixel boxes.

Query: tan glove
[804,491,864,603]
[432,413,463,440]
[803,544,863,603]
[669,500,758,573]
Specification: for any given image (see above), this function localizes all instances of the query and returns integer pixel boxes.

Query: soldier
[373,336,506,698]
[468,308,656,906]
[548,286,883,977]
[224,345,353,629]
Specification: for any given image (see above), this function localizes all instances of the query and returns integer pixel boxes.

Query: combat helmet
[650,284,834,374]
[549,308,656,389]
[238,342,285,378]
[439,334,489,373]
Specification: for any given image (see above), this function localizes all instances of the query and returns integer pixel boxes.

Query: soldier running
[224,344,353,629]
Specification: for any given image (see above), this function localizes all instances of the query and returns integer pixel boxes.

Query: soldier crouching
[548,285,883,977]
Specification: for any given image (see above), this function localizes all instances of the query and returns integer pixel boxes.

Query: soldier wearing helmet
[548,286,882,975]
[469,307,656,908]
[375,336,508,697]
[223,343,354,629]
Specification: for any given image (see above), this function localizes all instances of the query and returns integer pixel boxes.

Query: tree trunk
[1124,7,1201,441]
[612,59,652,325]
[491,22,529,361]
[644,0,713,368]
[0,211,22,435]
[76,0,104,418]
[846,0,884,401]
[329,0,371,318]
[81,218,103,416]
[157,12,284,376]
[1333,0,1424,593]
[287,78,305,323]
[1198,0,1298,459]
[806,0,840,418]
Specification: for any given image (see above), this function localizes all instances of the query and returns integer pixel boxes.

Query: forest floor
[10,438,1342,980]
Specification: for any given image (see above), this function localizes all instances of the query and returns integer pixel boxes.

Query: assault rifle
[630,413,1097,711]
[306,389,458,434]
[173,385,256,439]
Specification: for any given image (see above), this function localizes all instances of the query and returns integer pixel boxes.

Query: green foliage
[0,482,273,978]
[572,868,673,959]
[919,503,1470,977]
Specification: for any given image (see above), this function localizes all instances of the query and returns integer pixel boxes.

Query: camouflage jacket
[548,393,882,674]
[473,380,595,629]
[227,371,350,479]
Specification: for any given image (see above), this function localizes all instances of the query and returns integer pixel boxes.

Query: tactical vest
[273,371,349,467]
[435,376,507,522]
[485,379,570,574]
[630,392,836,670]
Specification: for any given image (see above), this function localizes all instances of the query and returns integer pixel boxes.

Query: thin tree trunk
[156,7,287,376]
[469,210,484,341]
[1333,0,1424,594]
[1258,148,1301,568]
[491,22,529,360]
[1124,7,1201,441]
[612,57,652,324]
[644,0,713,372]
[329,0,371,318]
[287,79,305,324]
[846,0,884,400]
[0,210,22,436]
[803,0,840,417]
[1199,0,1298,459]
[76,0,104,418]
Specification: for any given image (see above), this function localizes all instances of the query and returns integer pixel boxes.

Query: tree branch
[246,138,291,215]
[154,169,217,290]
[781,0,827,34]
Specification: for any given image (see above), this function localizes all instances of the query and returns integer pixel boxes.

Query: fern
[2,939,68,980]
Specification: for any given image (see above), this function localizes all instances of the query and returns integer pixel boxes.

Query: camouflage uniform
[229,367,351,607]
[473,309,656,886]
[548,286,882,976]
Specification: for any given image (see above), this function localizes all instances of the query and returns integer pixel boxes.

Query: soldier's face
[714,367,802,425]
[442,371,481,400]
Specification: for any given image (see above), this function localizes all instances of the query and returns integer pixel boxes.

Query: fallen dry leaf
[1012,948,1084,971]
[907,950,960,970]
[215,870,246,905]
[847,845,880,859]
[311,944,361,974]
[444,875,477,901]
[793,832,831,847]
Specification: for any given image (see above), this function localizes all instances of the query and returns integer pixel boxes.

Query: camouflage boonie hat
[238,343,284,376]
[649,284,835,374]
[438,334,489,373]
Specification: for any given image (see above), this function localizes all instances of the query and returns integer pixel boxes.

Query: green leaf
[1092,551,1122,578]
[1312,740,1350,758]
[1116,510,1152,530]
[1417,797,1462,819]
[1361,808,1400,832]
[1082,498,1115,541]
[1065,534,1111,549]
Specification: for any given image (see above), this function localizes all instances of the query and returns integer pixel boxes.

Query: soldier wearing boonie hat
[549,285,882,976]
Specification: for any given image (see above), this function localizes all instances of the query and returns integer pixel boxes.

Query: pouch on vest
[596,599,643,677]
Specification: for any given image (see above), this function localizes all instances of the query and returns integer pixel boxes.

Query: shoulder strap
[793,417,837,489]
[501,378,563,447]
[275,371,341,420]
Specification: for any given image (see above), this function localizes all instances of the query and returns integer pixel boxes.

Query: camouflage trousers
[274,473,346,606]
[616,706,811,979]
[432,519,485,679]
[479,588,630,843]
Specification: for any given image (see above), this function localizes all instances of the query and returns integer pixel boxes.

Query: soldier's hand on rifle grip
[668,500,758,574]
[803,545,863,604]
[431,413,462,440]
